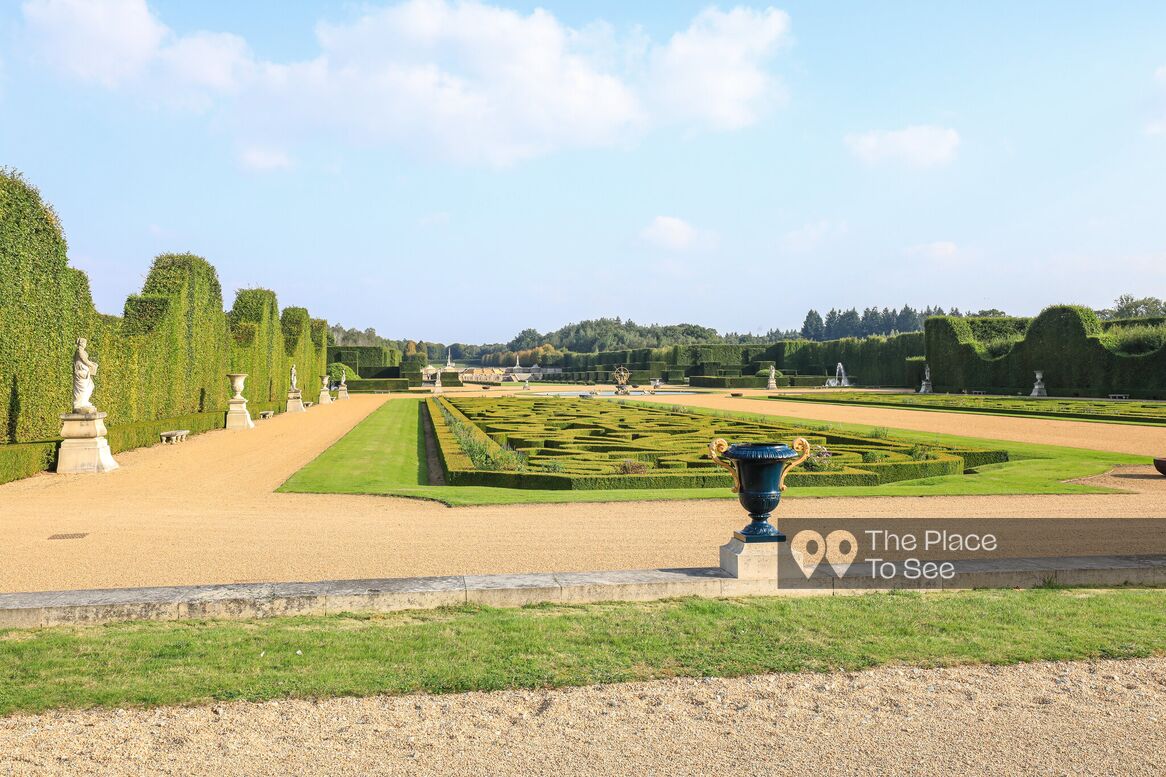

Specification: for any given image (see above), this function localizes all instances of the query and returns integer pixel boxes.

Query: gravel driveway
[2,657,1163,776]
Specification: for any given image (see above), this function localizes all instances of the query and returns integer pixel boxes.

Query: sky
[1,0,1164,343]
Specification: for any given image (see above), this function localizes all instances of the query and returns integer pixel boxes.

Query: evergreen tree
[800,309,825,340]
[823,309,841,340]
[837,308,861,338]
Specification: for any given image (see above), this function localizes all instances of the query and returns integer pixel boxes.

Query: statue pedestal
[286,390,305,413]
[919,380,933,394]
[337,386,349,400]
[225,397,254,430]
[1031,383,1047,397]
[766,378,778,390]
[57,412,119,474]
[318,388,333,405]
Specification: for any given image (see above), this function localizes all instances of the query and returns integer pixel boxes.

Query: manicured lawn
[278,398,1147,505]
[1,589,1162,716]
[764,391,1166,425]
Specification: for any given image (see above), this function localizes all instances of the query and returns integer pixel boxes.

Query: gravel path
[2,657,1162,775]
[1,392,1164,592]
[640,389,1166,456]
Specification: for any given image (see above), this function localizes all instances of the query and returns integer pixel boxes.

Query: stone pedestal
[719,535,780,580]
[225,397,254,429]
[337,386,349,400]
[286,390,305,413]
[57,412,119,474]
[318,388,333,405]
[919,379,932,394]
[766,377,778,390]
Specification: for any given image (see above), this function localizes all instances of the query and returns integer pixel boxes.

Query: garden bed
[426,396,1007,490]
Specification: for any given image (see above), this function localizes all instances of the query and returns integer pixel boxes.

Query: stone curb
[1,555,1163,628]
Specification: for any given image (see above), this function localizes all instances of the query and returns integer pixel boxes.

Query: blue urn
[709,438,810,542]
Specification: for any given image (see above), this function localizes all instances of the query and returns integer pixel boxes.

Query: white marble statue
[290,363,298,391]
[72,337,98,414]
[340,370,347,387]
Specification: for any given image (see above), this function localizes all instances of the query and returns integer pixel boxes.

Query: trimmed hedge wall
[347,378,412,392]
[924,306,1166,398]
[0,169,327,483]
[690,375,771,389]
[328,345,402,377]
[553,333,923,388]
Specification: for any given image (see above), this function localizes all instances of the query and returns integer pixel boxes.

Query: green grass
[2,589,1163,716]
[765,391,1166,425]
[278,399,1147,505]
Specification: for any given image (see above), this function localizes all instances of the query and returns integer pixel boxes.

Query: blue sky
[2,1,1164,343]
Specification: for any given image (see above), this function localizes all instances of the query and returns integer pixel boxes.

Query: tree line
[330,295,1159,362]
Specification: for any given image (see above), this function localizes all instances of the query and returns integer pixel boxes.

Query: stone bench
[1108,394,1130,400]
[160,429,190,444]
[258,410,275,420]
[303,401,314,409]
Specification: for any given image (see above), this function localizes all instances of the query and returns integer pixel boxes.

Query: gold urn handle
[779,437,811,492]
[708,438,741,493]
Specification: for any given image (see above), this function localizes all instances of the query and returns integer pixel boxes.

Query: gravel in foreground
[1,657,1163,776]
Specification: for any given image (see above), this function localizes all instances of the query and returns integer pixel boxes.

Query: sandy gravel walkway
[1,392,1164,593]
[2,657,1162,775]
[636,389,1166,456]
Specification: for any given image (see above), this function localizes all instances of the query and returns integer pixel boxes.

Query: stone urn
[709,438,810,541]
[225,373,254,430]
[227,373,248,400]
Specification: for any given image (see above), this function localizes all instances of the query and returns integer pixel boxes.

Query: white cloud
[845,125,961,168]
[641,216,699,251]
[648,7,791,130]
[780,219,847,253]
[21,0,794,165]
[238,147,292,171]
[22,0,167,87]
[906,241,958,259]
[1156,65,1166,84]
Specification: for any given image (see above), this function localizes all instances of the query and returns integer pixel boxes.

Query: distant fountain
[825,362,851,388]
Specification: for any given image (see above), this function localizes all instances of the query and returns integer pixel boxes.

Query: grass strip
[2,589,1163,716]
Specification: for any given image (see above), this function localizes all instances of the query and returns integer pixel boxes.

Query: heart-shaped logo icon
[790,530,826,579]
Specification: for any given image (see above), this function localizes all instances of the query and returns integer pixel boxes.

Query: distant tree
[507,328,543,351]
[1099,294,1166,320]
[404,340,418,357]
[895,305,920,333]
[800,310,824,340]
[837,308,861,338]
[972,308,1008,317]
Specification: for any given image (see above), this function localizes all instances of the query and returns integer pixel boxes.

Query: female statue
[72,338,98,414]
[290,363,298,391]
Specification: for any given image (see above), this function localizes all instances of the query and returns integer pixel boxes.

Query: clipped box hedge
[426,396,1006,491]
[348,378,412,393]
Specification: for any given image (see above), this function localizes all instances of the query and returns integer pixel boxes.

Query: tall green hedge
[327,345,402,377]
[554,334,923,387]
[924,306,1166,397]
[0,169,328,482]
